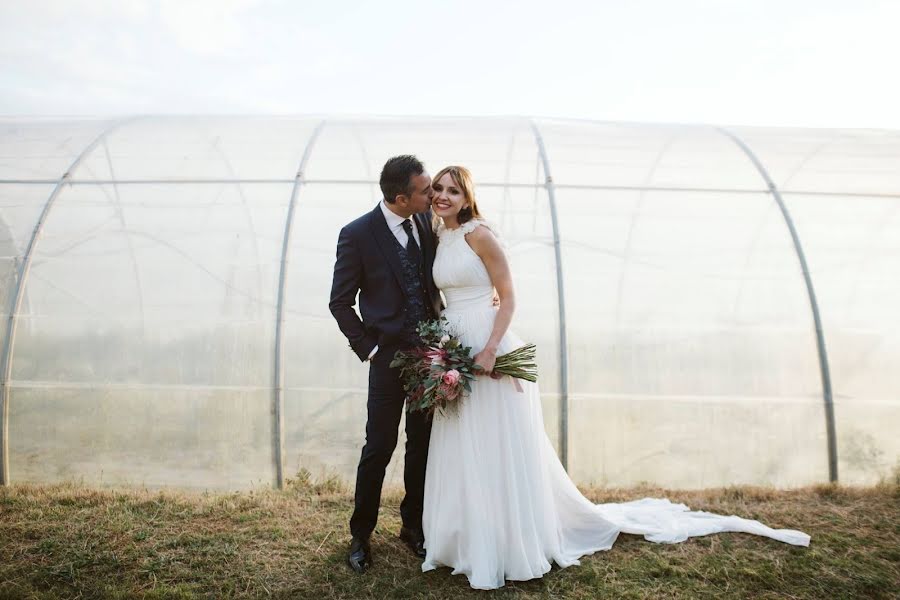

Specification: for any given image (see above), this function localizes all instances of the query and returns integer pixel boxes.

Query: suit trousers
[349,342,433,539]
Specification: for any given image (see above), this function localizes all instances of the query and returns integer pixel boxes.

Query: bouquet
[390,317,538,415]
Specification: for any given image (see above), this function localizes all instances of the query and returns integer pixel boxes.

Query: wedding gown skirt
[422,220,810,590]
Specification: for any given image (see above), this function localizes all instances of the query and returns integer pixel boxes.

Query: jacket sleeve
[329,225,378,361]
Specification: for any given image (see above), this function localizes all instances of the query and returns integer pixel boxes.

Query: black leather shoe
[348,536,371,573]
[399,526,426,559]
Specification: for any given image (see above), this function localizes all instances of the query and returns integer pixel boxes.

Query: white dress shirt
[368,201,423,360]
[380,199,421,249]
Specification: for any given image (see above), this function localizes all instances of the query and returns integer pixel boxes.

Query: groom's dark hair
[380,155,425,204]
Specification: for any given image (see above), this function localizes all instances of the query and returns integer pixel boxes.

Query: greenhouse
[0,116,897,491]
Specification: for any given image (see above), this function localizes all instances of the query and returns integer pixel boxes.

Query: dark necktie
[401,218,423,268]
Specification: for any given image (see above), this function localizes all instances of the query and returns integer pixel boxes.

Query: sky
[1,0,899,129]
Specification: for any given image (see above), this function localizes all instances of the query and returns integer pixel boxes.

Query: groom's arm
[329,225,379,362]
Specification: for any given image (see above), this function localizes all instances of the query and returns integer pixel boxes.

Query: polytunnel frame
[716,126,838,483]
[529,119,569,471]
[273,120,326,488]
[0,117,135,485]
[0,116,841,488]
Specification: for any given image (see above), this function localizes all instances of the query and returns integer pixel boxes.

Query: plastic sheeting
[0,116,896,490]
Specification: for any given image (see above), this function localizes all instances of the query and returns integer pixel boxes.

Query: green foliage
[390,317,539,415]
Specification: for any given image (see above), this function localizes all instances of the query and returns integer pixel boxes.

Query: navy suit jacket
[329,203,442,361]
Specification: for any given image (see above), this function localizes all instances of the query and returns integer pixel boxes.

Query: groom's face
[399,172,434,215]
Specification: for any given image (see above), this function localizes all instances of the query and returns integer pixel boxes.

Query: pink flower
[426,347,448,367]
[442,369,460,385]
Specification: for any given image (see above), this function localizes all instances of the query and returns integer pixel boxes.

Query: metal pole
[272,120,326,489]
[102,139,147,341]
[717,126,838,483]
[0,117,136,486]
[529,119,569,471]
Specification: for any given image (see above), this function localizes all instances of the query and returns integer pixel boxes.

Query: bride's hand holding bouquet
[390,317,537,415]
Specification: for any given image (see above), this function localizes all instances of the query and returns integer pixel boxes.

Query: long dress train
[421,219,810,590]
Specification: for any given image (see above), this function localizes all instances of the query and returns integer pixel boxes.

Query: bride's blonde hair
[432,166,482,228]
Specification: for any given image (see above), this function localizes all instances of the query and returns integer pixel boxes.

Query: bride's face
[432,173,467,218]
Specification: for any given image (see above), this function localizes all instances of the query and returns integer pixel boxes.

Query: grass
[1,470,898,599]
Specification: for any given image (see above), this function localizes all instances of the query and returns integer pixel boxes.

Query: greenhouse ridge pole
[717,126,838,483]
[273,120,327,489]
[0,117,136,486]
[529,119,569,471]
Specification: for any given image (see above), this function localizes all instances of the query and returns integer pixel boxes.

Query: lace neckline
[436,218,486,240]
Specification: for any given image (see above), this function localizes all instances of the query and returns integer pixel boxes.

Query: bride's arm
[466,224,514,374]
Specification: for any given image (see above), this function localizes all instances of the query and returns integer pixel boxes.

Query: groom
[329,155,442,573]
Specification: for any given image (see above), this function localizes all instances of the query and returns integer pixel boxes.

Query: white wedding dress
[421,219,810,590]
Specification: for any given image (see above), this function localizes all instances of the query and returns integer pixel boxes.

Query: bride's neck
[441,215,461,230]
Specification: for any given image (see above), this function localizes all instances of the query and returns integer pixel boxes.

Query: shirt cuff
[367,345,379,360]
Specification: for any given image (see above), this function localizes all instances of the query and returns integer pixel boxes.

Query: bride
[421,165,811,590]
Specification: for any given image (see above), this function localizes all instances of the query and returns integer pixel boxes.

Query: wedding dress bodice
[433,219,496,313]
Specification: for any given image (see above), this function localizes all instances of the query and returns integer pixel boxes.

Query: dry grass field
[1,470,898,599]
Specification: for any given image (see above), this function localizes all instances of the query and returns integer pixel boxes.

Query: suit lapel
[413,212,436,288]
[369,203,407,294]
[413,212,431,262]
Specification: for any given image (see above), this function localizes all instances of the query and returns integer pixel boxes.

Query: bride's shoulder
[458,219,508,255]
[460,218,489,236]
[437,218,501,239]
[463,218,499,240]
